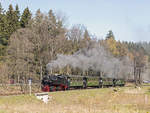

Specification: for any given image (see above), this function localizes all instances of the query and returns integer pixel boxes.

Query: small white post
[30,84,31,96]
[28,79,32,96]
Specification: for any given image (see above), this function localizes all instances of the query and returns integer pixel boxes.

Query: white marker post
[28,79,32,96]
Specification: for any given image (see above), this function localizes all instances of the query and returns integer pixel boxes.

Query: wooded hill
[0,4,150,84]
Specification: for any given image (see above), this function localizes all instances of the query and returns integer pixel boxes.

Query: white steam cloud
[47,44,133,79]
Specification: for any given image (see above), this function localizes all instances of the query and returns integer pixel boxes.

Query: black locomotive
[41,74,70,92]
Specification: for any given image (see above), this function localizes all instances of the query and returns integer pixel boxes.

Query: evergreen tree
[106,30,115,39]
[14,4,20,29]
[35,9,43,23]
[83,29,90,41]
[20,7,31,28]
[0,4,21,58]
[0,3,6,57]
[15,5,20,19]
[48,10,65,37]
[0,3,7,45]
[49,10,56,25]
[6,4,17,36]
[0,3,3,14]
[48,10,57,37]
[0,3,4,38]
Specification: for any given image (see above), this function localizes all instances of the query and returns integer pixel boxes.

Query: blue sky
[1,0,150,42]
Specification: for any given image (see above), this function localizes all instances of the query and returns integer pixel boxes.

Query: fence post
[28,79,32,96]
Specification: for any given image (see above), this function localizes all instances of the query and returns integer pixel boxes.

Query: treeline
[0,3,149,85]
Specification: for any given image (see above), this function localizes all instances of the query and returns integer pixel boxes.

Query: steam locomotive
[41,74,125,92]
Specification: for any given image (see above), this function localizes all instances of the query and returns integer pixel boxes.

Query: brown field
[0,86,150,113]
[0,84,41,95]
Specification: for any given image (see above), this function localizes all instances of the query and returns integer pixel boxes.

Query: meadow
[0,86,150,113]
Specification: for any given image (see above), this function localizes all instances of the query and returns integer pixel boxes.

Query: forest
[0,3,150,85]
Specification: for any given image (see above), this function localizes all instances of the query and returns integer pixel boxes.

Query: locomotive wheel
[66,85,69,90]
[56,86,62,91]
[43,85,50,92]
[50,86,54,92]
[53,86,56,91]
[61,86,65,91]
[83,80,87,89]
[65,85,68,90]
[61,85,68,91]
[99,83,103,88]
[49,86,56,92]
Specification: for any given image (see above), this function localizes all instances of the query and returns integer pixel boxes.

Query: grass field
[0,86,150,113]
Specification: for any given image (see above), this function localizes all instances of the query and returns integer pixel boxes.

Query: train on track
[41,74,125,92]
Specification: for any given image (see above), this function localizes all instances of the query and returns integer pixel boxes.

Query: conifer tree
[6,4,16,36]
[0,3,8,46]
[0,3,6,57]
[0,4,21,57]
[20,7,31,28]
[14,4,20,29]
[83,29,90,41]
[106,30,115,39]
[35,9,43,23]
[0,3,4,38]
[48,10,57,37]
[0,3,3,14]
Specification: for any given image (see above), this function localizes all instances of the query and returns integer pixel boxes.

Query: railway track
[0,84,126,96]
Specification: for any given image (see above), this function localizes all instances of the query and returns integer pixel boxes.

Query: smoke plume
[47,44,132,79]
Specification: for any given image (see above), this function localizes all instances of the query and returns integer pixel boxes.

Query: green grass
[0,86,150,113]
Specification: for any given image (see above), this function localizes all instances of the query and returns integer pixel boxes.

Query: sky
[1,0,150,42]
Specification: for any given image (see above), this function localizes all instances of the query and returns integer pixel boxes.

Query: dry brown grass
[0,84,41,95]
[0,87,150,113]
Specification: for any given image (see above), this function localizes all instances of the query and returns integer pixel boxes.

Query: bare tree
[7,9,67,83]
[8,28,35,83]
